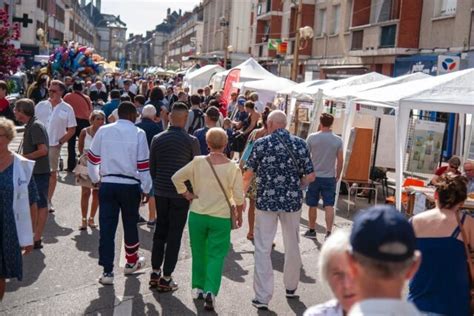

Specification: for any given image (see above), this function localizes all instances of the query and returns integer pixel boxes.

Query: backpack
[188,109,205,134]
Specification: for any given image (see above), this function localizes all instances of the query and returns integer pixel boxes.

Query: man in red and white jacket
[87,101,152,285]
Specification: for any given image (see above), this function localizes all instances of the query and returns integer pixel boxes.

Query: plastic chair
[385,178,425,205]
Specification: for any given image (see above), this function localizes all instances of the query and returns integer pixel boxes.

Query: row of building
[0,0,127,68]
[127,0,474,80]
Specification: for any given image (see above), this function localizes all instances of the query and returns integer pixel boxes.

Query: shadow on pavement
[151,290,195,315]
[270,250,316,284]
[84,285,116,315]
[42,214,74,245]
[6,251,46,293]
[287,297,307,315]
[72,229,100,259]
[57,171,77,186]
[257,308,278,315]
[222,244,252,283]
[123,275,147,315]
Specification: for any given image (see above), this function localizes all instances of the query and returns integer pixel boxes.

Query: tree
[0,9,22,80]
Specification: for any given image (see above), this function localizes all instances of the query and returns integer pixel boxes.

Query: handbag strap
[205,156,233,213]
[455,211,474,283]
[274,133,300,176]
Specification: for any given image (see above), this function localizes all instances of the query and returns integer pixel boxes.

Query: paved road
[3,133,363,315]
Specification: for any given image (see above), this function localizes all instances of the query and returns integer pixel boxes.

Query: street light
[220,16,230,69]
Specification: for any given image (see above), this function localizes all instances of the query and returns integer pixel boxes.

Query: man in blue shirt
[193,106,220,155]
[244,110,315,310]
[102,89,121,122]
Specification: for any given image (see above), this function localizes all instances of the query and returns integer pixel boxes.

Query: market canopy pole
[291,0,303,81]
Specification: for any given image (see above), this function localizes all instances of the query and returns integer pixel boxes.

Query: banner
[437,55,460,75]
[222,68,240,105]
[268,39,281,50]
[407,120,445,174]
[278,41,288,54]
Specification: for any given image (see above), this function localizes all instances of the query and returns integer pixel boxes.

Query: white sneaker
[98,272,114,285]
[193,288,204,300]
[124,256,145,275]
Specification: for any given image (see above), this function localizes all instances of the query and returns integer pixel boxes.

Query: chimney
[167,8,171,16]
[95,0,101,13]
[179,9,182,16]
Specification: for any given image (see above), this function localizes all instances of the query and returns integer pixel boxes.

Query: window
[317,9,327,36]
[266,0,271,12]
[345,0,353,31]
[351,30,363,50]
[331,5,341,35]
[257,3,262,16]
[379,24,396,48]
[370,0,394,23]
[434,0,457,16]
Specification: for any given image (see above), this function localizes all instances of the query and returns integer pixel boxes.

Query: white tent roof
[354,68,474,109]
[183,64,225,94]
[277,79,334,95]
[211,58,277,91]
[236,77,297,105]
[292,72,389,100]
[324,72,430,102]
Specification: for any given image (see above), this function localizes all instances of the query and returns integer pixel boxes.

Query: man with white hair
[136,104,163,227]
[243,110,315,310]
[463,160,474,193]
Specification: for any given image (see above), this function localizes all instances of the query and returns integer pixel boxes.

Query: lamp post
[220,16,230,69]
[291,0,303,81]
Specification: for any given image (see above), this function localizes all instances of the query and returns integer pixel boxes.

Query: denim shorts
[33,173,50,209]
[305,177,336,207]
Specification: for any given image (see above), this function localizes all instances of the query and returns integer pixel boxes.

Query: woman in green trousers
[172,127,244,311]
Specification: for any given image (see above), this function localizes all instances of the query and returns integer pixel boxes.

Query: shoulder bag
[274,133,303,179]
[455,211,474,312]
[205,156,238,230]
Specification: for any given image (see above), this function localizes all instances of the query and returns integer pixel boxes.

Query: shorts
[305,177,336,207]
[49,145,62,172]
[33,173,50,209]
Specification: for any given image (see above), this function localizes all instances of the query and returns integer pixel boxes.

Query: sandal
[88,217,98,228]
[79,218,87,230]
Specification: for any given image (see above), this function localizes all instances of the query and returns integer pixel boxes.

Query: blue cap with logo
[350,205,416,262]
[238,98,246,106]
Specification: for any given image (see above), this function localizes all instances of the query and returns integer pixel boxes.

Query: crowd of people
[0,72,473,315]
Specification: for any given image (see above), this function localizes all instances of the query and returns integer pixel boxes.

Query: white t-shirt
[349,299,422,316]
[304,299,343,316]
[35,99,77,146]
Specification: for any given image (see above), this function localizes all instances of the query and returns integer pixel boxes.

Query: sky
[100,0,201,37]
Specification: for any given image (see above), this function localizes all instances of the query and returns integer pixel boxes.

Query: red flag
[222,69,240,107]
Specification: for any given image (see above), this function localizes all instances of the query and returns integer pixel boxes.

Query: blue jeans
[98,182,141,273]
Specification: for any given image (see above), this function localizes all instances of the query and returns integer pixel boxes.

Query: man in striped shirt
[88,101,152,285]
[149,102,200,291]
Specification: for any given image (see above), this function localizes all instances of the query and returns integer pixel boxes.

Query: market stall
[348,68,474,211]
[234,77,296,106]
[183,64,225,93]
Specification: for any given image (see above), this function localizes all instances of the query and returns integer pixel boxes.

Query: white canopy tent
[348,68,474,210]
[210,58,278,91]
[234,77,296,105]
[183,64,225,94]
[277,79,333,96]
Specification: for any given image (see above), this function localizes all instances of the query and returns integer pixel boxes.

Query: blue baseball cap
[350,205,416,262]
[238,98,246,106]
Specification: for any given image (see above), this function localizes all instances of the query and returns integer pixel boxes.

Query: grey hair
[0,117,16,141]
[267,110,287,127]
[319,230,350,283]
[141,104,157,119]
[350,251,418,279]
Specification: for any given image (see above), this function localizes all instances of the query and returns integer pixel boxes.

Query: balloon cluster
[49,42,103,77]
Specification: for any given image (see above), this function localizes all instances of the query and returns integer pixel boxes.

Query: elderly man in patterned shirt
[243,110,315,310]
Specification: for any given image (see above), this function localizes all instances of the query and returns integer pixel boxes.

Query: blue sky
[101,0,201,36]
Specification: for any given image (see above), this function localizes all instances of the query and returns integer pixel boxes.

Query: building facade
[202,0,252,67]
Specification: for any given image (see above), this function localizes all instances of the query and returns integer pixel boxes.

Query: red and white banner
[222,68,240,105]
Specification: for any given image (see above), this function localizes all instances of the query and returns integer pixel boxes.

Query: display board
[343,128,374,182]
[375,115,396,169]
[407,120,445,174]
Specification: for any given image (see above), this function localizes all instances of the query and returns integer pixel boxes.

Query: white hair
[142,104,157,119]
[319,230,350,283]
[267,110,287,127]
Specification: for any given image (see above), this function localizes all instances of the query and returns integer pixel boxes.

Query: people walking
[149,102,200,292]
[193,106,220,155]
[13,99,50,249]
[35,80,77,213]
[172,127,244,310]
[0,117,35,301]
[77,110,105,230]
[305,113,343,240]
[64,81,93,171]
[243,110,315,309]
[87,102,152,285]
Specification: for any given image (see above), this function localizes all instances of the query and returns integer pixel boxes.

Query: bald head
[267,110,287,133]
